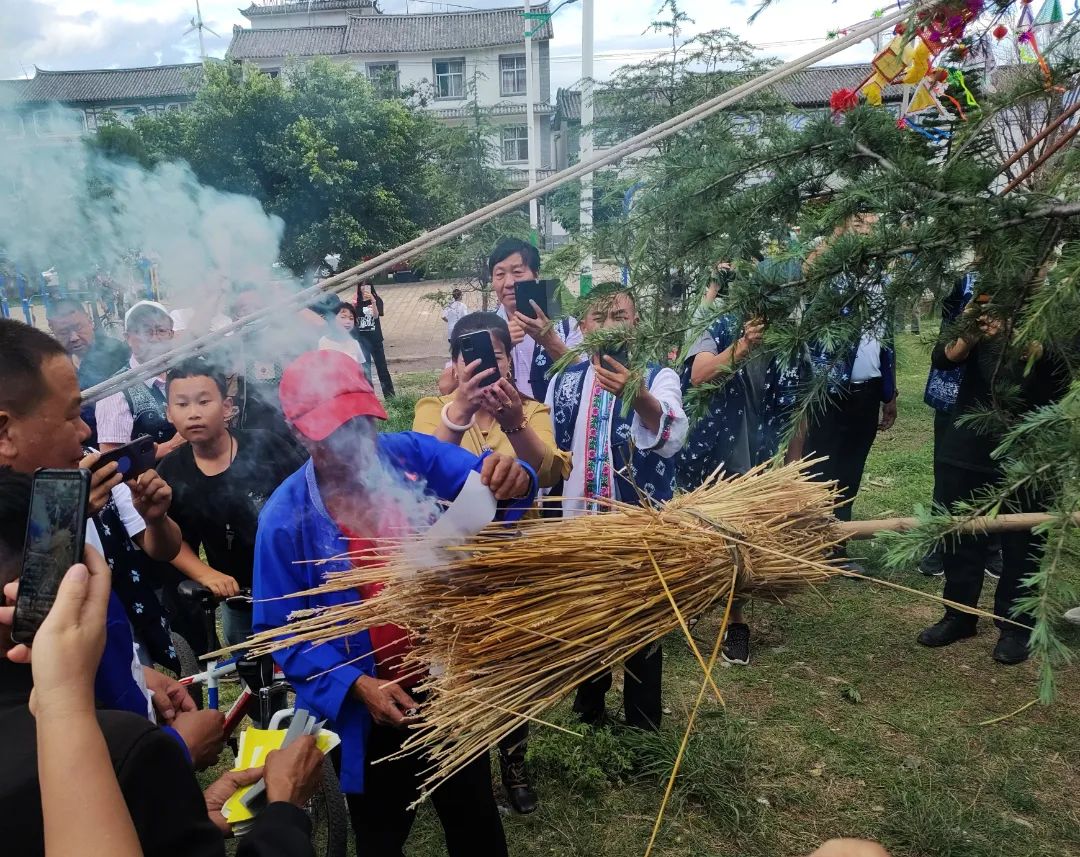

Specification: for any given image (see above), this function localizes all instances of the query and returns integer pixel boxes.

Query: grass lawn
[215,340,1080,856]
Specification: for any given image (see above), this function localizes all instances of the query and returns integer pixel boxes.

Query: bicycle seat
[177,579,215,606]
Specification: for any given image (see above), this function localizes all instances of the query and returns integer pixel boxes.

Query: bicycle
[170,580,349,857]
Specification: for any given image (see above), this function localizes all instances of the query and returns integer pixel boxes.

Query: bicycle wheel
[170,631,204,708]
[307,757,350,857]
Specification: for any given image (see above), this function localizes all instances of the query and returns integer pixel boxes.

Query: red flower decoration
[830,88,860,113]
[1018,30,1035,45]
[896,117,908,130]
[993,24,1009,39]
[894,22,906,35]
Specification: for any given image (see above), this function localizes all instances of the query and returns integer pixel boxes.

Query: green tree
[561,5,1080,697]
[114,59,467,273]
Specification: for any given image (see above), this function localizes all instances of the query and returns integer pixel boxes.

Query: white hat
[124,300,171,331]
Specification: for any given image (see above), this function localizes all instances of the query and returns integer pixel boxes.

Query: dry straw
[237,459,846,800]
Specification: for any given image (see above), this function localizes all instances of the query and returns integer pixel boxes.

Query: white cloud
[1,0,882,84]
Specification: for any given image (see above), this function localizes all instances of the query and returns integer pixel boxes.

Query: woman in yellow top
[413,312,570,495]
[412,311,570,818]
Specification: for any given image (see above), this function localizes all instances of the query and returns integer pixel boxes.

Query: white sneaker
[1064,607,1080,626]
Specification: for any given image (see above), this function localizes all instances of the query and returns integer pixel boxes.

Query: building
[0,63,203,145]
[227,1,555,184]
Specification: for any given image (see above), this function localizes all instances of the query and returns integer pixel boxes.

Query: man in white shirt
[440,289,469,346]
[95,301,187,460]
[439,239,583,399]
[544,284,688,729]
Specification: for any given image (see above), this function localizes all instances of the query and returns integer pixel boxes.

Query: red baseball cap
[280,350,388,441]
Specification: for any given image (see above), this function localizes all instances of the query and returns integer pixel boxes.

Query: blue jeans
[220,604,253,649]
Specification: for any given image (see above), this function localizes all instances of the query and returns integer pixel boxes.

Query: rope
[81,2,921,405]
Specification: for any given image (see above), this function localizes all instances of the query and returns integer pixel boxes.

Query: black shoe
[722,622,751,665]
[992,633,1029,665]
[984,550,1003,580]
[918,615,977,648]
[499,751,539,815]
[919,553,944,577]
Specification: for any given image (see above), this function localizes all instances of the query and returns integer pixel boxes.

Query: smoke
[0,102,291,335]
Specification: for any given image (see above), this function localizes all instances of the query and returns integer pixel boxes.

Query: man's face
[580,292,637,335]
[491,252,538,313]
[49,310,95,358]
[0,355,90,472]
[167,375,231,444]
[127,318,175,363]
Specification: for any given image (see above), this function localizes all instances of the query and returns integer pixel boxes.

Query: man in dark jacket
[916,302,1069,664]
[0,468,323,857]
[47,297,130,447]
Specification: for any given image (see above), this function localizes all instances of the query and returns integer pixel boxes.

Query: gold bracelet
[503,418,528,435]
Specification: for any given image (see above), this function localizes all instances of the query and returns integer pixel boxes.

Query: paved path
[377,264,622,376]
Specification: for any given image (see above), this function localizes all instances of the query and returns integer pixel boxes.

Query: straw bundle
[241,460,844,799]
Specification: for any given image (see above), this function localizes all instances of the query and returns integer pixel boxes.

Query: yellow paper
[872,36,906,81]
[222,726,342,825]
[908,83,936,114]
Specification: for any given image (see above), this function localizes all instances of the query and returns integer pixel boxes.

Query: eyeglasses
[133,326,174,340]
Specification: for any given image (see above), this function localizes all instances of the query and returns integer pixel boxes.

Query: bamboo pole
[837,511,1079,541]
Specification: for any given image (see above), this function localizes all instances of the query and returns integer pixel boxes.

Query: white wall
[246,41,552,172]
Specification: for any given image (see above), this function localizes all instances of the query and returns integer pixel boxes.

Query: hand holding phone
[91,435,156,482]
[458,330,500,388]
[11,469,91,645]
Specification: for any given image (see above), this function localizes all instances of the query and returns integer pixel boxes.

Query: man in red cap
[253,350,534,857]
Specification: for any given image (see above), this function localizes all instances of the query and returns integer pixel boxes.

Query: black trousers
[573,641,663,730]
[369,338,395,397]
[345,722,507,857]
[498,722,528,759]
[805,379,882,523]
[928,412,1000,564]
[936,461,1041,635]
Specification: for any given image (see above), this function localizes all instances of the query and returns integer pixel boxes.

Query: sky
[0,0,884,87]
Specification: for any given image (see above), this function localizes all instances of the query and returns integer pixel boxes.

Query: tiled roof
[770,63,897,108]
[228,24,346,59]
[343,5,552,53]
[556,65,903,121]
[2,64,203,105]
[241,0,375,16]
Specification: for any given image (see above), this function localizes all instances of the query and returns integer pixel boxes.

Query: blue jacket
[253,431,535,794]
[98,591,191,763]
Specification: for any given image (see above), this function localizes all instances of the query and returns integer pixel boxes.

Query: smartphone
[11,468,91,645]
[514,280,561,321]
[598,347,630,371]
[92,435,156,481]
[458,329,500,387]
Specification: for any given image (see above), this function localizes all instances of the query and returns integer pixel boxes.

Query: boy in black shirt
[159,357,305,646]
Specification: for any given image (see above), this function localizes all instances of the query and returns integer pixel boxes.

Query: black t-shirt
[354,289,385,343]
[157,430,305,587]
[932,340,1069,473]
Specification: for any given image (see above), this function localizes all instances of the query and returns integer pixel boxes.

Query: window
[501,125,529,163]
[499,54,527,96]
[366,62,399,97]
[433,58,465,99]
[0,113,25,139]
[33,107,84,137]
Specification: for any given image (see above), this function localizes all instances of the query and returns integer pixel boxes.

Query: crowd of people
[0,229,1068,857]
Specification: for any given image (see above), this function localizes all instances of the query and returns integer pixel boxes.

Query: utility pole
[579,0,594,295]
[524,0,540,244]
